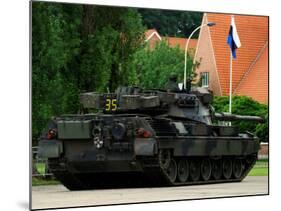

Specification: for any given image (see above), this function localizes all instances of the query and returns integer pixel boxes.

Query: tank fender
[38,139,63,158]
[134,138,157,156]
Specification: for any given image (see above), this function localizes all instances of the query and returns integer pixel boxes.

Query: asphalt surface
[32,176,268,210]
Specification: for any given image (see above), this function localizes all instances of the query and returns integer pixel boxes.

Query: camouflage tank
[38,86,263,190]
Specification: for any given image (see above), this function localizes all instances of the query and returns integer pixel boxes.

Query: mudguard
[134,138,157,156]
[38,140,63,158]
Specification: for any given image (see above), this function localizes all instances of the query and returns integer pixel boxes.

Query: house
[259,142,268,159]
[145,29,198,57]
[194,13,268,104]
[145,29,162,49]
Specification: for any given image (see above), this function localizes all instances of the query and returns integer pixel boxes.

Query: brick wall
[258,142,268,159]
[194,14,222,96]
[147,34,161,49]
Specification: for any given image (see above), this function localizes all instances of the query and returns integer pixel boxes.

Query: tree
[32,2,82,139]
[32,2,145,141]
[129,41,193,89]
[79,5,145,92]
[138,9,203,38]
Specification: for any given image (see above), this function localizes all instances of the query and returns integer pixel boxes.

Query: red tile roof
[163,37,197,50]
[206,13,268,99]
[235,44,268,104]
[145,29,198,51]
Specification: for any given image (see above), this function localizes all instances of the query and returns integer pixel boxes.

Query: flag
[227,16,241,59]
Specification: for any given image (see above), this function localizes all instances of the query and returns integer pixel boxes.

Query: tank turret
[79,86,263,125]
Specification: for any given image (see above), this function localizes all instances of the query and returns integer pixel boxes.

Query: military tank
[38,85,264,190]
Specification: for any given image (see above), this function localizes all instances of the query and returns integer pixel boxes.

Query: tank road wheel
[211,159,222,180]
[177,160,189,183]
[233,159,244,179]
[222,158,233,179]
[201,158,212,181]
[159,150,171,169]
[166,159,177,183]
[189,159,201,181]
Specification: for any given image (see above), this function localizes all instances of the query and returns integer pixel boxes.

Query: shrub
[212,96,268,142]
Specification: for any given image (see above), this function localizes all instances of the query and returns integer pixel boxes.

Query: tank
[38,86,264,190]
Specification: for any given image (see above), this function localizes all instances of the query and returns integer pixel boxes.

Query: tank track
[48,154,257,190]
[140,153,257,186]
[48,159,88,190]
[48,159,149,190]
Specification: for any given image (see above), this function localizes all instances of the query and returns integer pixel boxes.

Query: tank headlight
[92,126,101,136]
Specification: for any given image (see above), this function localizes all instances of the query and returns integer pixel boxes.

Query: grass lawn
[248,160,268,176]
[32,162,59,186]
[248,167,268,176]
[32,177,60,186]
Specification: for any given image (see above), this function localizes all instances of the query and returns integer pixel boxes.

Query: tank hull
[39,121,259,190]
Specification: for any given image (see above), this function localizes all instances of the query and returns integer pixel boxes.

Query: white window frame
[201,72,209,88]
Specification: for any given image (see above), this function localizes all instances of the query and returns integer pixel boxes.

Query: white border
[1,1,280,211]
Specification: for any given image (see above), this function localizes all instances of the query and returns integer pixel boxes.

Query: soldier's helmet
[169,74,178,82]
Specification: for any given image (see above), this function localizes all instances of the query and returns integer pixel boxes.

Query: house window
[201,72,209,87]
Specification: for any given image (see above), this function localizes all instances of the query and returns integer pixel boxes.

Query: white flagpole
[229,49,233,126]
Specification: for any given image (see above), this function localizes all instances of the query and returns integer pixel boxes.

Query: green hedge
[212,96,268,142]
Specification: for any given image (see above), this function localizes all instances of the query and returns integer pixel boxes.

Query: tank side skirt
[156,136,259,157]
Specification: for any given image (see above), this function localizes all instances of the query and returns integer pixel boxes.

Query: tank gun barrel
[214,112,264,123]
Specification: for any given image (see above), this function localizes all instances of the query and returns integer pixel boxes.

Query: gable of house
[193,14,222,95]
[145,29,162,49]
[207,13,268,99]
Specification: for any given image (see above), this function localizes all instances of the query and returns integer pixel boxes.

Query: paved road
[32,176,268,210]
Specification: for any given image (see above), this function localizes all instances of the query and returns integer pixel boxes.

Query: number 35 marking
[105,99,117,111]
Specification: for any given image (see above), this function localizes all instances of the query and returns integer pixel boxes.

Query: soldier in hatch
[165,74,180,92]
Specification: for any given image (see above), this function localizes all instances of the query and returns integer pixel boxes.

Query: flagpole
[227,15,240,127]
[229,49,233,126]
[229,49,232,115]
